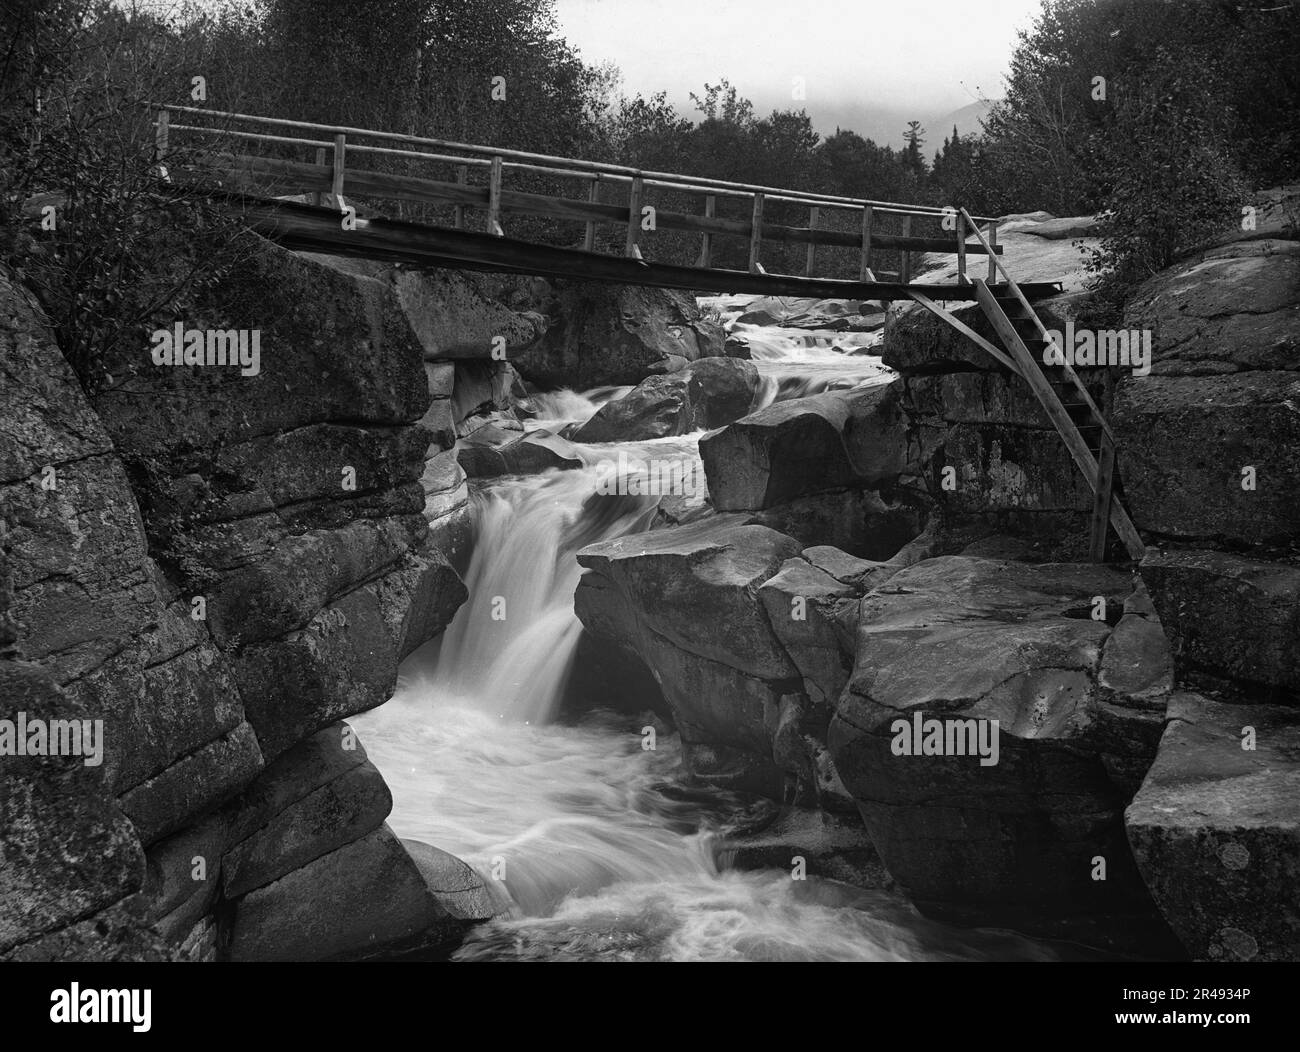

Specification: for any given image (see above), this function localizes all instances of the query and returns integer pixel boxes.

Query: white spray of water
[355,303,1070,960]
[418,458,660,724]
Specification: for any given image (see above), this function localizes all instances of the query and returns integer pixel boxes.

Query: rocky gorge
[2,192,1297,962]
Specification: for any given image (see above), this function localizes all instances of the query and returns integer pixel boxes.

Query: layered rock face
[1112,238,1300,694]
[883,299,1105,557]
[1111,229,1300,961]
[0,242,490,961]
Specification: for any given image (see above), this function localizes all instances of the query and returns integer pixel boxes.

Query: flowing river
[353,311,1070,962]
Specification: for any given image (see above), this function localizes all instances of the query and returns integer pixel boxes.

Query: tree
[902,121,927,178]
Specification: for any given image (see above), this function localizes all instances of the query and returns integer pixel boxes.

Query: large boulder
[1113,240,1300,547]
[735,296,884,332]
[570,374,693,443]
[687,357,761,428]
[227,824,482,961]
[457,427,584,478]
[1139,549,1300,697]
[827,555,1179,950]
[744,487,925,560]
[518,281,724,388]
[699,383,911,512]
[1116,373,1300,546]
[1126,693,1300,961]
[571,357,760,442]
[575,516,803,797]
[221,732,392,898]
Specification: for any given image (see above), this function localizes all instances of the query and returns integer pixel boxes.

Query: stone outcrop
[883,296,1106,556]
[827,555,1178,950]
[571,374,694,443]
[1139,550,1300,699]
[516,280,725,388]
[694,382,927,559]
[734,296,885,332]
[1,239,474,961]
[571,357,760,443]
[1126,693,1300,961]
[457,426,584,479]
[700,384,913,512]
[303,256,547,362]
[1113,241,1300,547]
[1109,234,1300,706]
[576,517,805,798]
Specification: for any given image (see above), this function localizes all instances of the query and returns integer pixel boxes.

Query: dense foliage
[3,0,1297,364]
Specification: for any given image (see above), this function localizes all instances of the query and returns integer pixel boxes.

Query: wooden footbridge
[147,105,1143,562]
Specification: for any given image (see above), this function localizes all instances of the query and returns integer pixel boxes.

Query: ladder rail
[959,208,1114,444]
[972,278,1145,561]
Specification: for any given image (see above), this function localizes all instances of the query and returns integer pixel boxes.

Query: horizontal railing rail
[152,103,1002,284]
[156,104,1000,221]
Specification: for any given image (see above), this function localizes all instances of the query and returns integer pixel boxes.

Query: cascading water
[353,310,1071,961]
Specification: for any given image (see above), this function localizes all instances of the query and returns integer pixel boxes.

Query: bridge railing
[152,104,1001,285]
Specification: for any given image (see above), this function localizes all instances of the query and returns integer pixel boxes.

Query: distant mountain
[788,98,998,150]
[928,99,996,143]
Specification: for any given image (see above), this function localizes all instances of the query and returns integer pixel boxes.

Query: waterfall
[353,306,1070,960]
[414,461,659,724]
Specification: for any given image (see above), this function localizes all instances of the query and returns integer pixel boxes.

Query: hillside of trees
[3,0,1298,381]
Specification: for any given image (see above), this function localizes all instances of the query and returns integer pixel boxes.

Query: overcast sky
[553,0,1045,144]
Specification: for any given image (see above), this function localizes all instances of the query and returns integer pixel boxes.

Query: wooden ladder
[956,210,1145,562]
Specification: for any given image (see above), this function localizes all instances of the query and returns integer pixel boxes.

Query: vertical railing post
[313,146,326,206]
[625,175,644,256]
[956,211,968,284]
[453,164,468,229]
[583,176,599,252]
[748,192,765,273]
[698,194,715,268]
[899,214,913,284]
[859,205,875,281]
[805,205,819,277]
[987,221,999,283]
[331,133,346,207]
[155,107,169,164]
[487,155,503,235]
